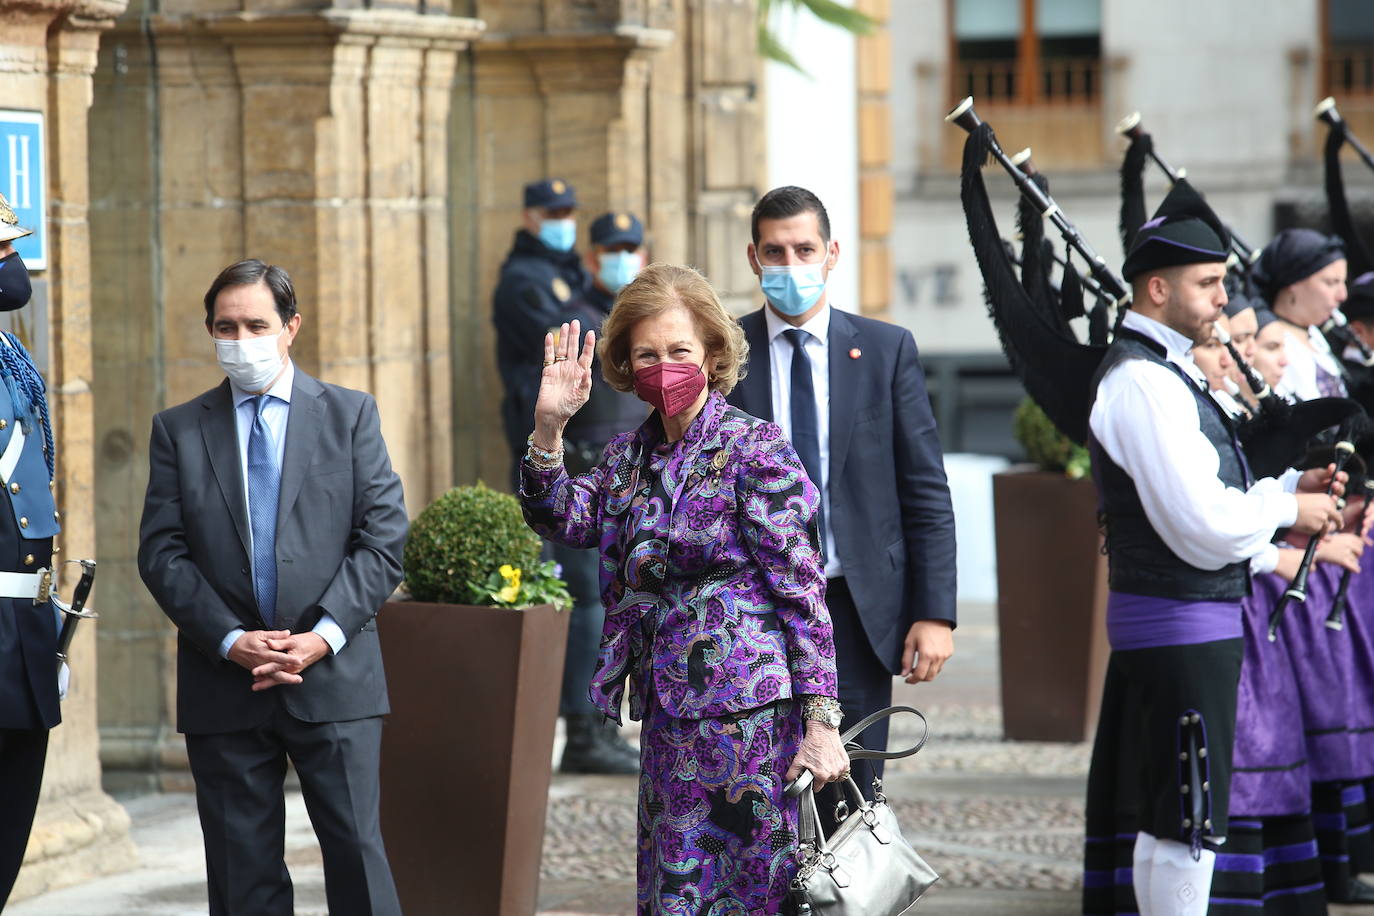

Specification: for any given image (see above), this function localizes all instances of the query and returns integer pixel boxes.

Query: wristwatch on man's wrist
[801,695,844,729]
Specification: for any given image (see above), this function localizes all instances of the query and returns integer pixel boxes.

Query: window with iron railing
[943,0,1105,171]
[1322,0,1374,157]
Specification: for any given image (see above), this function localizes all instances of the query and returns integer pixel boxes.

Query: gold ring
[840,767,852,780]
[542,360,554,367]
[553,355,569,362]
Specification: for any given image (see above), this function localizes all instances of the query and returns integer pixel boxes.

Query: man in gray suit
[138,259,408,916]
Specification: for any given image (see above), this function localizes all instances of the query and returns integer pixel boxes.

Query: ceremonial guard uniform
[493,178,591,476]
[1082,185,1314,916]
[0,195,64,907]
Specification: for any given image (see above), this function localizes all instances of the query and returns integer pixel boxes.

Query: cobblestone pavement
[11,600,1366,914]
[537,603,1097,913]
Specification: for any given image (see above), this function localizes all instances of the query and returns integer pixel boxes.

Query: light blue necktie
[247,395,279,626]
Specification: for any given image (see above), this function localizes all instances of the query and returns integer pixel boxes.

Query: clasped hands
[227,630,330,692]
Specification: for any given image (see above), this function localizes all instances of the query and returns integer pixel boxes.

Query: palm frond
[757,24,807,73]
[757,0,878,74]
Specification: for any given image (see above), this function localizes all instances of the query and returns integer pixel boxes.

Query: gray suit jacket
[138,370,408,734]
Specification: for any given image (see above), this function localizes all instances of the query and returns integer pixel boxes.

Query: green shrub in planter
[403,482,570,609]
[1013,397,1091,480]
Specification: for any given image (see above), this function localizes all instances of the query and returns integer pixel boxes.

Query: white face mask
[215,330,286,393]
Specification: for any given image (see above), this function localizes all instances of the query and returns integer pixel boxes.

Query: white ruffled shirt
[1280,325,1347,401]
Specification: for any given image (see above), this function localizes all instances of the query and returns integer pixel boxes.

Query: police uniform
[0,199,62,906]
[492,178,590,475]
[550,212,649,774]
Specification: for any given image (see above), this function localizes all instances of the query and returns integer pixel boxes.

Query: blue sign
[0,110,45,270]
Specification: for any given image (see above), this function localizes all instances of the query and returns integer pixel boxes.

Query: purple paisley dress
[521,391,838,914]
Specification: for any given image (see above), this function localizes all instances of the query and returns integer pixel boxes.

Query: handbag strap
[840,704,928,762]
[785,705,929,798]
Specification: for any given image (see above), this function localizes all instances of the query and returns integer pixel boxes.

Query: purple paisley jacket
[521,391,838,723]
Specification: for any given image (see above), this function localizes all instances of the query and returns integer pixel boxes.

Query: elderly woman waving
[520,263,847,913]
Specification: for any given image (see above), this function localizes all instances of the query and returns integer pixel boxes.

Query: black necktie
[784,328,826,560]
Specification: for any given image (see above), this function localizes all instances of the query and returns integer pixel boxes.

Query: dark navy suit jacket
[728,307,957,674]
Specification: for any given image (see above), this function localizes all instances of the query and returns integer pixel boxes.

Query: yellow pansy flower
[496,566,521,604]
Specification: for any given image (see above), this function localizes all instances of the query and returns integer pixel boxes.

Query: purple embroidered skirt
[1230,572,1313,817]
[1279,565,1362,783]
[636,695,804,914]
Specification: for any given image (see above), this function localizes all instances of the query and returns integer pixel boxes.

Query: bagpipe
[1267,436,1357,641]
[1115,112,1260,269]
[1316,97,1374,175]
[947,95,1362,479]
[1315,97,1374,372]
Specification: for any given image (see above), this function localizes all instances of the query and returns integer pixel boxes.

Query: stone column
[0,0,138,900]
[88,7,482,787]
[681,0,764,315]
[454,8,670,486]
[856,0,893,319]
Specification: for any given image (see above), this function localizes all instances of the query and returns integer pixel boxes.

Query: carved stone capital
[150,8,486,51]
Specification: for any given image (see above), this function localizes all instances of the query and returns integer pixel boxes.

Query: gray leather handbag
[785,706,939,915]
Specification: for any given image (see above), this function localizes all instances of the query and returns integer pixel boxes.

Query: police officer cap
[1344,271,1374,323]
[1121,178,1230,281]
[0,192,34,244]
[590,212,643,248]
[524,178,577,210]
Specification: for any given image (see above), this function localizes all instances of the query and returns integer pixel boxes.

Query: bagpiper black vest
[1088,328,1252,600]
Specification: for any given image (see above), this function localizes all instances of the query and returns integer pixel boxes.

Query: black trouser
[548,541,605,718]
[185,707,399,916]
[0,727,47,907]
[818,577,894,833]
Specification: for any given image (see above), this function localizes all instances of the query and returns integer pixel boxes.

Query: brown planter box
[378,601,570,916]
[993,466,1110,742]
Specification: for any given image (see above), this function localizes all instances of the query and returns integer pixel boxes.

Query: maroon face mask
[633,360,707,418]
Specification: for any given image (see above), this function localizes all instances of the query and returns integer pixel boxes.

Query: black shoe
[593,720,641,769]
[560,715,638,775]
[1333,878,1374,904]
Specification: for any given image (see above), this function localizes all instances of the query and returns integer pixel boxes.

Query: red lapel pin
[849,348,861,359]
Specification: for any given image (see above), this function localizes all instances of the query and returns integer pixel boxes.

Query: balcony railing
[943,56,1105,172]
[1325,48,1374,162]
[953,56,1101,105]
[1328,49,1374,97]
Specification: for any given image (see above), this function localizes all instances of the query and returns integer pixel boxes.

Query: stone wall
[452,0,764,486]
[0,0,138,898]
[89,5,483,788]
[88,0,768,787]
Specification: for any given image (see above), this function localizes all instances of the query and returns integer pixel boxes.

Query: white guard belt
[0,569,51,602]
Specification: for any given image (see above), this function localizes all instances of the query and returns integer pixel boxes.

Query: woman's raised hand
[533,319,595,448]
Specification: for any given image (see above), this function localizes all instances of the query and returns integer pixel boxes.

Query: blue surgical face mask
[0,252,31,312]
[598,250,642,293]
[759,250,829,316]
[539,218,577,253]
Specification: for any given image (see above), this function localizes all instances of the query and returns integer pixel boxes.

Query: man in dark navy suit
[727,186,957,809]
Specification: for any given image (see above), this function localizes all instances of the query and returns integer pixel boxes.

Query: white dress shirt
[764,305,841,578]
[217,359,346,658]
[1089,311,1298,577]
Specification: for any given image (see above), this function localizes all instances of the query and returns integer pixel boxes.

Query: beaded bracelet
[525,434,564,469]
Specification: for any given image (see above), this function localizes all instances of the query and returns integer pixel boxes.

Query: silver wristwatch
[801,696,844,729]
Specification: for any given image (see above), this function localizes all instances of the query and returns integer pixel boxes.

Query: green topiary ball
[403,483,543,604]
[1012,396,1091,479]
